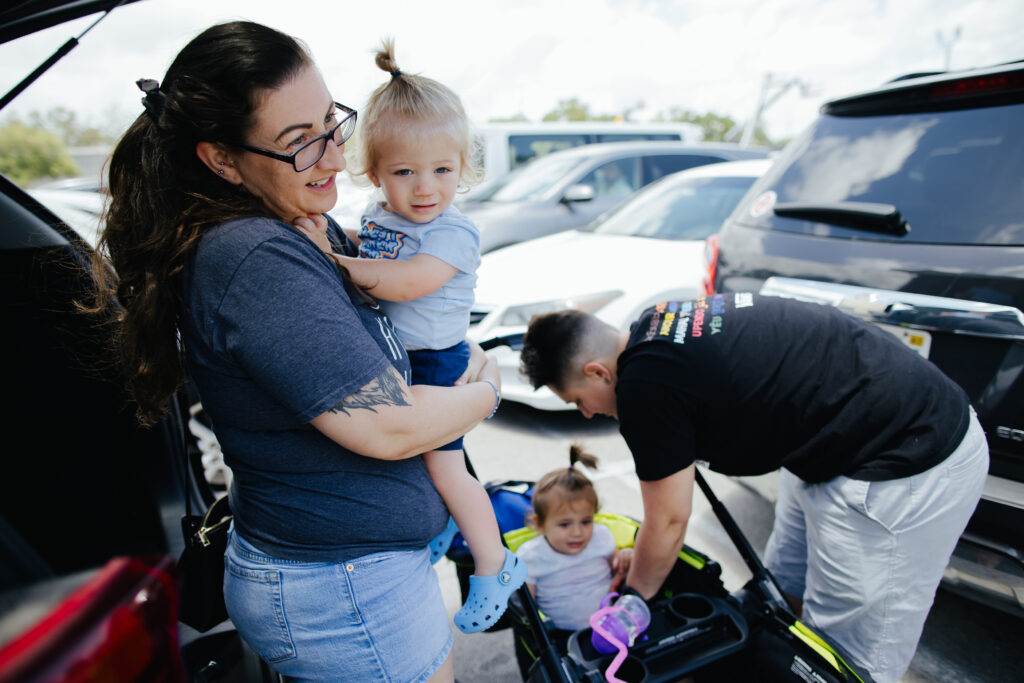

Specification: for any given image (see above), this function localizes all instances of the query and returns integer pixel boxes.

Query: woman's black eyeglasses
[236,102,357,172]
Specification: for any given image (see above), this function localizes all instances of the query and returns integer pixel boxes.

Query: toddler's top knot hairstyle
[354,37,481,186]
[532,444,600,525]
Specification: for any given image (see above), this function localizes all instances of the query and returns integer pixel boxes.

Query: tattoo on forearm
[329,368,410,416]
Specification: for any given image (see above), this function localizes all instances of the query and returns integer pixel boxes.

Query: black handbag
[177,482,232,632]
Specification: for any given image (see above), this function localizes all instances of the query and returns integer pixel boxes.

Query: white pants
[764,408,988,683]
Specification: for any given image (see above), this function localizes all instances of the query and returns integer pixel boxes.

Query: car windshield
[594,174,758,240]
[467,154,586,202]
[740,102,1024,245]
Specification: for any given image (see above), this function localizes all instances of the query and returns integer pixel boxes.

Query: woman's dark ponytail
[95,21,313,424]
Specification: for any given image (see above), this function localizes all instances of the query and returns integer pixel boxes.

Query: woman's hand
[293,213,331,253]
[455,342,500,396]
[454,344,501,418]
[455,339,488,385]
[477,356,501,390]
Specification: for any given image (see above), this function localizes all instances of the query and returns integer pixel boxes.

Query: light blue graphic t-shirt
[358,203,481,350]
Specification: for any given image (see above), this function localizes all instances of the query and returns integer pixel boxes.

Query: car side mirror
[562,184,596,203]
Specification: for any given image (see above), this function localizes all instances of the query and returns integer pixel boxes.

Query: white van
[473,121,703,183]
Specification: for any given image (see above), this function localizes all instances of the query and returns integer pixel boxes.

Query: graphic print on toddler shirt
[358,220,405,260]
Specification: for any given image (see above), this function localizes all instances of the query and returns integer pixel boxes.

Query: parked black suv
[705,60,1024,616]
[0,2,272,680]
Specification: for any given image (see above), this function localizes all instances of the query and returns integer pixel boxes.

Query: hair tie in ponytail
[137,78,167,122]
[390,69,402,78]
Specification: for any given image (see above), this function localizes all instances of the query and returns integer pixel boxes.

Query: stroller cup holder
[566,593,748,682]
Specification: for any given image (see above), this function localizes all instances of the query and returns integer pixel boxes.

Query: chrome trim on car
[982,474,1024,512]
[759,276,1024,341]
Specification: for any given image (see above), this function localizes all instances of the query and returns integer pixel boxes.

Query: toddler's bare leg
[425,450,505,575]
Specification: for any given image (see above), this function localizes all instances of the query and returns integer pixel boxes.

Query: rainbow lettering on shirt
[674,316,689,344]
[358,221,405,260]
[690,297,709,337]
[692,307,705,337]
[659,312,676,336]
[643,303,667,341]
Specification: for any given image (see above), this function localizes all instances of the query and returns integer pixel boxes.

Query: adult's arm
[214,226,497,459]
[626,464,695,599]
[310,358,500,461]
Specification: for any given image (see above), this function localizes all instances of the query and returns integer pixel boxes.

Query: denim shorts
[224,530,452,682]
[408,340,470,451]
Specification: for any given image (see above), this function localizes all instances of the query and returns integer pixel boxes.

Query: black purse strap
[195,495,232,547]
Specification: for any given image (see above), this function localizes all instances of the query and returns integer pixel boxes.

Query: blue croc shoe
[454,548,527,634]
[428,516,459,564]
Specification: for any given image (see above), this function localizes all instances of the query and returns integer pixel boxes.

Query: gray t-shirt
[517,524,617,630]
[180,215,447,561]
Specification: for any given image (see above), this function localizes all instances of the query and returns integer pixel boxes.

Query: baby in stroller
[516,445,634,632]
[505,447,714,681]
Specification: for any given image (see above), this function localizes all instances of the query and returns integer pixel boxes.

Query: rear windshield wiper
[773,201,909,237]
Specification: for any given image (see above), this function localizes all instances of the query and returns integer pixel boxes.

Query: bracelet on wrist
[482,379,500,420]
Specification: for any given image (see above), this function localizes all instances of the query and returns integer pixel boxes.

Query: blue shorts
[224,529,452,682]
[408,340,470,451]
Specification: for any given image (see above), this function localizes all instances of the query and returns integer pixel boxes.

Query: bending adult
[95,21,500,682]
[520,293,988,683]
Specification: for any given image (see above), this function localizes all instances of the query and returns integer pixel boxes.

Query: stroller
[448,466,875,683]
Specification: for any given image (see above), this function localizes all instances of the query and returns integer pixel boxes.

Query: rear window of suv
[735,95,1024,246]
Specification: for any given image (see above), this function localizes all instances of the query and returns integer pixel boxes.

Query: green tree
[658,108,736,142]
[489,113,530,123]
[27,105,122,146]
[656,107,774,146]
[541,98,616,122]
[0,120,80,185]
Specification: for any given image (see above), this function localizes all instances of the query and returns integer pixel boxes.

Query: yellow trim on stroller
[504,511,707,570]
[789,621,866,683]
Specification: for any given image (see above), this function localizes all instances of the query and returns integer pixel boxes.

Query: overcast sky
[1,0,1021,142]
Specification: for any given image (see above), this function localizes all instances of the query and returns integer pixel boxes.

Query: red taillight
[930,72,1024,100]
[701,234,719,296]
[0,556,182,683]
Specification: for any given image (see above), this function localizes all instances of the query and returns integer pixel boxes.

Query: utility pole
[620,100,645,122]
[936,26,962,71]
[738,73,815,147]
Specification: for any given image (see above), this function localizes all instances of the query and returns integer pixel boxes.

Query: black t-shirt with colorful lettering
[615,293,969,483]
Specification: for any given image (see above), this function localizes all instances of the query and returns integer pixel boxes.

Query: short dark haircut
[520,310,595,391]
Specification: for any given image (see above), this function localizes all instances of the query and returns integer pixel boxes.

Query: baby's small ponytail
[569,443,599,471]
[533,444,601,525]
[374,38,402,80]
